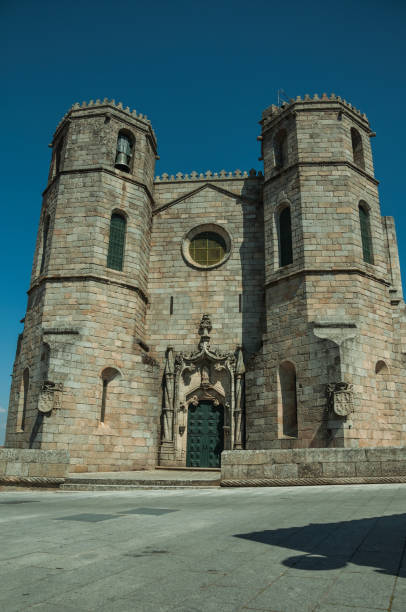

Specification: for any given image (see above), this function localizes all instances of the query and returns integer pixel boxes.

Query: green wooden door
[186,401,224,468]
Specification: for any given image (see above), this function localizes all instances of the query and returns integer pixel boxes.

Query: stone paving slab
[0,484,405,611]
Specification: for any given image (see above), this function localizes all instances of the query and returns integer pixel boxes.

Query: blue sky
[0,0,405,443]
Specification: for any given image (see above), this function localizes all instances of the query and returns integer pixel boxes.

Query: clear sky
[0,0,405,443]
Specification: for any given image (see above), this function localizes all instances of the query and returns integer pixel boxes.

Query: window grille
[359,205,373,264]
[107,213,126,271]
[279,207,293,266]
[189,232,226,266]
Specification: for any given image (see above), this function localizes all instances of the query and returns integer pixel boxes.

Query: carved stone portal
[159,314,246,465]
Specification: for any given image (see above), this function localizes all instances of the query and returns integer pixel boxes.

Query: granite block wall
[5,96,406,474]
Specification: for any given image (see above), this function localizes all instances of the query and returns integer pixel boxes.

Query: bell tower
[260,93,404,448]
[6,100,161,472]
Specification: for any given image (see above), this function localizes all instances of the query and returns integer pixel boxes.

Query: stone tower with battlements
[5,94,406,473]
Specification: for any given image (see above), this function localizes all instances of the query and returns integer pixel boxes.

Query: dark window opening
[351,128,365,169]
[100,379,108,423]
[107,213,126,271]
[55,139,64,174]
[279,207,293,267]
[359,203,373,264]
[40,215,50,274]
[274,129,288,169]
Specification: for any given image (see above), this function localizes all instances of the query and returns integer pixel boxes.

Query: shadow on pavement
[234,513,406,576]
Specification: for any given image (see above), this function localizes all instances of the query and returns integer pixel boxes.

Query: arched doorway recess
[159,314,245,467]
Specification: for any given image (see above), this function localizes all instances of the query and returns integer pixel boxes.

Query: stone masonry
[5,94,406,473]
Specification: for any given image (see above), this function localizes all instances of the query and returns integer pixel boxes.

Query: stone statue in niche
[327,382,354,417]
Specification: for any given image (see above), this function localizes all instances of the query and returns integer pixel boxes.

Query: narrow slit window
[107,213,126,271]
[100,379,108,423]
[40,215,50,274]
[170,296,174,315]
[359,203,373,264]
[279,207,293,267]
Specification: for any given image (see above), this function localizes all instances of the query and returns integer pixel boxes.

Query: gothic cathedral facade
[5,94,406,472]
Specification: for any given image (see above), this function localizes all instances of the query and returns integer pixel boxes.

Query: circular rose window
[182,224,231,270]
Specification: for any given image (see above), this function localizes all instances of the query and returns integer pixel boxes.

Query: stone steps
[61,482,220,491]
[60,469,221,491]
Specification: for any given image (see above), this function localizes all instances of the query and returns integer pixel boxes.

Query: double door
[186,401,224,468]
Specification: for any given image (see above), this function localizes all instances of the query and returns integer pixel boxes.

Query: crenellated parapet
[52,98,157,147]
[261,93,370,131]
[155,168,263,183]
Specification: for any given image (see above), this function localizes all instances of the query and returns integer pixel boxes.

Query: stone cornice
[28,274,149,304]
[153,182,260,215]
[263,160,379,187]
[42,167,155,205]
[265,267,391,289]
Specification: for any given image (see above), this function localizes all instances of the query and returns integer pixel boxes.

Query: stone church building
[5,94,406,473]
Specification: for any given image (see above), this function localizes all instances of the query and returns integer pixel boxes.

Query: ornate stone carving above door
[159,314,246,466]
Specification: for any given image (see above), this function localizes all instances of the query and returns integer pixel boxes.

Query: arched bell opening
[186,400,224,468]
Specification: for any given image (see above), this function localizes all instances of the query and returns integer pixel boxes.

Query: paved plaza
[0,484,405,612]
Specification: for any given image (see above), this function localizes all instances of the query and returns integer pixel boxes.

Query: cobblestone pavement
[0,484,405,611]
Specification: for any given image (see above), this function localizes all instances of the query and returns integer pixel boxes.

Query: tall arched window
[351,128,365,169]
[18,368,30,431]
[359,202,373,264]
[107,213,126,271]
[40,215,50,274]
[274,129,288,169]
[100,367,120,423]
[278,206,293,267]
[278,361,298,437]
[115,131,134,172]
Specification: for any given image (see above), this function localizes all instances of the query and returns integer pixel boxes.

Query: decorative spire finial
[198,314,212,351]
